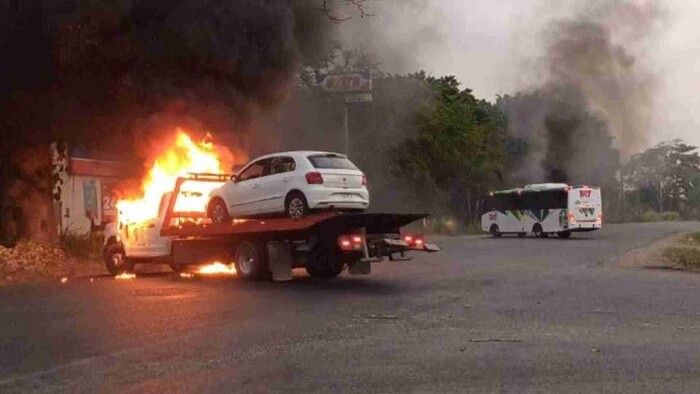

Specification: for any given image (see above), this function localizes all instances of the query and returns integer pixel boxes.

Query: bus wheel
[517,232,526,238]
[533,224,547,239]
[490,224,502,238]
[558,231,572,239]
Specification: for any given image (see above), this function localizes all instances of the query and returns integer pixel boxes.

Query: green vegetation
[60,231,103,261]
[661,233,700,270]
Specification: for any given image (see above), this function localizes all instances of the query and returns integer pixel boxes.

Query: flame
[115,273,136,280]
[116,128,234,224]
[196,262,237,275]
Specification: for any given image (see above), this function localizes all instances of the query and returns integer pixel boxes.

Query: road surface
[1,222,700,393]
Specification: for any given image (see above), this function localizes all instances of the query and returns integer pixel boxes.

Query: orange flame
[196,262,237,275]
[116,128,235,224]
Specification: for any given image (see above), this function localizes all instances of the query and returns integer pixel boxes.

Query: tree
[392,74,507,222]
[624,139,700,215]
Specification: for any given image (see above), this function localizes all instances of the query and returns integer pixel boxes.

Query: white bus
[481,183,602,238]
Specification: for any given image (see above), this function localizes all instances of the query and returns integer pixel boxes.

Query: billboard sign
[317,71,372,93]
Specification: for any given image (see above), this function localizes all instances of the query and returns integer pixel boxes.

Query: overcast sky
[337,0,700,150]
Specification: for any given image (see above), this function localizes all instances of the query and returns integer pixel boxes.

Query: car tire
[533,224,547,239]
[490,224,502,238]
[103,244,134,276]
[234,240,270,280]
[208,198,230,224]
[558,231,572,239]
[285,192,309,219]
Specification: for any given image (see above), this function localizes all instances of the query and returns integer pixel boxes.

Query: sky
[336,0,700,150]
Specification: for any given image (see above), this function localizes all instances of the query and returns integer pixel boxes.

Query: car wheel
[285,192,309,219]
[490,224,502,238]
[234,240,269,280]
[558,231,572,239]
[208,198,230,224]
[103,244,134,276]
[533,224,547,239]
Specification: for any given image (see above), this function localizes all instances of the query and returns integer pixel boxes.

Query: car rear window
[307,154,358,170]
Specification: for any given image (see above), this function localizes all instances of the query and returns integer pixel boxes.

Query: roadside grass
[661,232,700,271]
[60,230,103,261]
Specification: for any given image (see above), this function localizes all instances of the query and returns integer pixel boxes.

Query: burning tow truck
[102,130,439,281]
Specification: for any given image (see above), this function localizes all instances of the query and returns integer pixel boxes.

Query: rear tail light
[403,234,425,249]
[338,234,364,251]
[568,210,577,224]
[362,175,367,186]
[305,171,324,185]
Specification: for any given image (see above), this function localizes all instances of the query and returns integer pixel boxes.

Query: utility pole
[344,104,349,155]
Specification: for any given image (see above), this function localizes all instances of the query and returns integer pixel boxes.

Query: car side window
[238,159,268,182]
[269,156,296,175]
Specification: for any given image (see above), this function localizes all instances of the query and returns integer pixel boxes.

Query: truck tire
[234,240,270,280]
[103,244,135,276]
[305,240,346,278]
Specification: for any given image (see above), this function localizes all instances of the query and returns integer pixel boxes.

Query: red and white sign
[317,72,372,93]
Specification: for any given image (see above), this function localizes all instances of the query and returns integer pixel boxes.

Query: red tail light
[305,172,324,184]
[338,234,364,251]
[403,234,425,249]
[362,175,367,186]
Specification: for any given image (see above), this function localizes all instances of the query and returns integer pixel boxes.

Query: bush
[662,246,700,270]
[60,230,104,260]
[660,211,680,221]
[639,211,681,222]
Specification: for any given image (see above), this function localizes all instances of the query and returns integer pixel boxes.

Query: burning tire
[208,198,230,224]
[234,240,269,280]
[103,244,135,276]
[285,192,309,219]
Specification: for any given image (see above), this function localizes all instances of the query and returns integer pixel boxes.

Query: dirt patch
[0,240,107,286]
[617,232,700,272]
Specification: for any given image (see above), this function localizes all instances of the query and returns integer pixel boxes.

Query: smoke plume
[502,0,664,184]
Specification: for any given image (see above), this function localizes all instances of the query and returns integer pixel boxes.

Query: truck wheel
[489,224,502,238]
[285,192,309,219]
[103,244,134,276]
[305,240,346,278]
[208,198,230,224]
[234,240,269,280]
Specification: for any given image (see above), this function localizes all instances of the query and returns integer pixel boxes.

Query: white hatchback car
[207,151,370,221]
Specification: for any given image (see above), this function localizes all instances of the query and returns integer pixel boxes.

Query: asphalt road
[1,222,700,393]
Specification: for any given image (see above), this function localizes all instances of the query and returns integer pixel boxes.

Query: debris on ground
[468,338,522,343]
[355,314,398,320]
[0,240,106,285]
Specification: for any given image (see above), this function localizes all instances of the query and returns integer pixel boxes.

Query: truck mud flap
[348,259,371,275]
[267,241,293,282]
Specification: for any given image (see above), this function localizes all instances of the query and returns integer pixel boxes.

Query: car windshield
[307,154,358,170]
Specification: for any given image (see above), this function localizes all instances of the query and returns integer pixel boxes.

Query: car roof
[252,151,347,161]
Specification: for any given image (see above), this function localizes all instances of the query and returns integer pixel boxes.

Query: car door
[142,193,172,257]
[227,158,268,216]
[259,156,296,213]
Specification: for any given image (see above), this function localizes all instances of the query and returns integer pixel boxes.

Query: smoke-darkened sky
[336,0,700,150]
